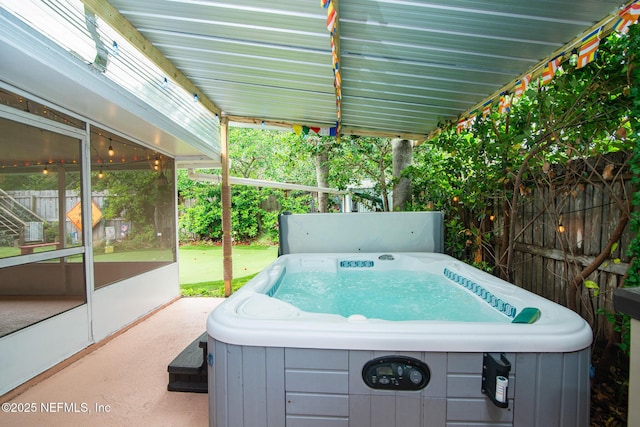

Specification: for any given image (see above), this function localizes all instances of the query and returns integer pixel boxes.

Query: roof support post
[220,116,232,297]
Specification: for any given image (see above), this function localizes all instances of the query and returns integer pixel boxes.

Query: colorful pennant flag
[541,54,563,85]
[322,1,341,137]
[614,1,640,34]
[467,111,477,127]
[576,27,601,69]
[319,127,338,136]
[294,124,338,137]
[514,74,531,97]
[326,1,337,33]
[331,38,339,70]
[498,93,511,114]
[482,100,492,119]
[455,113,477,134]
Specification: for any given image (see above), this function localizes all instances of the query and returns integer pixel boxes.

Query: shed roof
[102,0,626,140]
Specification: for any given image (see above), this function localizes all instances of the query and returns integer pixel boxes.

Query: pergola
[82,0,635,296]
[2,0,635,297]
[85,0,628,140]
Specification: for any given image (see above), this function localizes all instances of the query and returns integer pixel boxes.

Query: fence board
[487,156,631,341]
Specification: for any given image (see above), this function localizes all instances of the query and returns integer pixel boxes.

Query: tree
[228,128,315,183]
[96,168,174,246]
[330,135,394,211]
[392,138,413,211]
[178,127,317,241]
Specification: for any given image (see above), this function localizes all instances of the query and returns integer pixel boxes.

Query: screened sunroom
[0,1,220,395]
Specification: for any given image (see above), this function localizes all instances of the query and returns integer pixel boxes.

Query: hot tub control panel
[362,356,430,391]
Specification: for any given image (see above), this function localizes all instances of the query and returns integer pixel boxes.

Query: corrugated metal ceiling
[107,0,624,140]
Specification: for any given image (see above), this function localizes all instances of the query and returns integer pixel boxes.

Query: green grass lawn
[178,244,278,297]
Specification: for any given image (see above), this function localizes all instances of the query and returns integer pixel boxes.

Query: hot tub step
[167,332,208,393]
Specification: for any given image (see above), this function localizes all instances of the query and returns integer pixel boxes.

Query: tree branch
[566,208,629,311]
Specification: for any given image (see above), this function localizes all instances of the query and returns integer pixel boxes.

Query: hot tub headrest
[278,212,444,255]
[512,307,542,324]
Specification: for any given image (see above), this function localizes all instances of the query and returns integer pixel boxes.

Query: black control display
[362,356,430,391]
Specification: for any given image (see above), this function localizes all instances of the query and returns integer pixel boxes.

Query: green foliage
[178,170,313,242]
[178,127,322,242]
[95,169,174,246]
[409,28,637,266]
[330,136,393,210]
[43,221,58,243]
[0,170,69,191]
[178,172,223,238]
[444,216,468,260]
[178,128,399,243]
[0,231,13,247]
[230,128,316,183]
[231,186,262,240]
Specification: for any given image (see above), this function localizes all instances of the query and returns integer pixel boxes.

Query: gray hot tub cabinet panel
[208,339,590,427]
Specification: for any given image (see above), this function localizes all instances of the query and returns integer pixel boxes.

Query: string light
[108,138,114,157]
[43,166,48,175]
[98,168,104,179]
[558,215,565,233]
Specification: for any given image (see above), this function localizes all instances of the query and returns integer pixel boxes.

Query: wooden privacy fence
[491,153,632,341]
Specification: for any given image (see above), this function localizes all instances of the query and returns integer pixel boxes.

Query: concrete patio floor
[1,297,224,426]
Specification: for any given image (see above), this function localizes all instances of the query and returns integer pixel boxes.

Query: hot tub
[207,252,592,427]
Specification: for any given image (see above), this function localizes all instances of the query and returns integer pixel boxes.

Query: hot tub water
[273,270,510,322]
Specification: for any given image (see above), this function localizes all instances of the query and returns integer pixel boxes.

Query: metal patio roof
[75,0,634,140]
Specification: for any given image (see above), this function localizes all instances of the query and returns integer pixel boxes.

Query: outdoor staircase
[0,188,45,244]
[167,332,208,393]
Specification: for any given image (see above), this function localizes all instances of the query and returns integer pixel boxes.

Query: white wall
[0,264,179,396]
[92,264,179,341]
[0,306,91,395]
